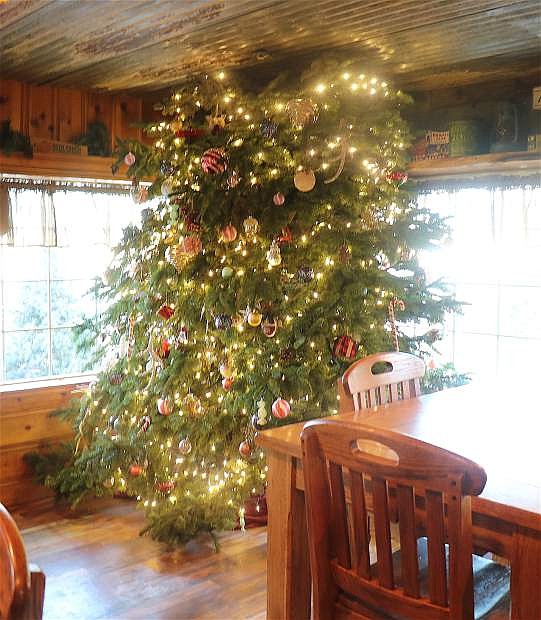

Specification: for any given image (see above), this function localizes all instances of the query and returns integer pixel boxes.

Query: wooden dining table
[255,383,541,620]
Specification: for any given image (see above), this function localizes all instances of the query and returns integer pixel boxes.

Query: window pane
[4,329,49,381]
[50,246,111,280]
[499,286,541,339]
[52,327,92,375]
[1,246,49,281]
[51,280,97,327]
[453,283,498,335]
[3,281,49,330]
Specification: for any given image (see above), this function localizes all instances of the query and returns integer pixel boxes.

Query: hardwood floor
[14,498,267,620]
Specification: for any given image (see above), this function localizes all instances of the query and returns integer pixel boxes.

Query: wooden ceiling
[1,0,540,94]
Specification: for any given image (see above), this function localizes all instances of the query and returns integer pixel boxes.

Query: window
[0,186,143,384]
[418,186,541,381]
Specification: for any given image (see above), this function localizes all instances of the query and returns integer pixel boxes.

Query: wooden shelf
[0,152,130,183]
[408,150,541,180]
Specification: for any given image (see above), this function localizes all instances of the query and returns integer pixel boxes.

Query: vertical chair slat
[352,392,363,411]
[328,462,351,569]
[412,378,421,398]
[349,470,371,579]
[397,484,420,598]
[402,379,411,400]
[389,382,399,403]
[426,489,448,607]
[372,477,394,589]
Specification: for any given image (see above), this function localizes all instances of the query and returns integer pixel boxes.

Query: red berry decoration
[239,440,253,458]
[157,397,172,416]
[175,127,205,141]
[157,304,174,320]
[272,398,291,419]
[386,170,409,184]
[221,224,238,243]
[157,339,170,359]
[201,148,227,174]
[129,464,143,477]
[277,227,292,244]
[273,192,285,206]
[333,335,358,359]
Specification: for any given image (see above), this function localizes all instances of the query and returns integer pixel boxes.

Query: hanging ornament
[178,437,192,455]
[339,243,351,263]
[109,371,123,386]
[227,171,240,189]
[221,266,234,279]
[266,240,282,267]
[180,206,201,232]
[239,440,253,458]
[260,118,278,139]
[252,398,268,430]
[272,398,291,419]
[273,192,285,206]
[261,316,277,338]
[333,335,359,359]
[206,107,227,134]
[157,304,174,320]
[219,361,234,378]
[124,152,136,167]
[201,147,227,174]
[294,169,316,192]
[180,234,202,257]
[221,224,238,243]
[247,310,263,327]
[157,397,172,416]
[297,265,314,283]
[161,178,174,196]
[157,339,171,359]
[166,244,190,272]
[129,464,143,477]
[133,186,148,205]
[182,393,203,417]
[140,415,152,432]
[215,314,232,330]
[388,298,405,352]
[285,99,318,128]
[156,480,175,494]
[103,477,115,489]
[222,376,234,390]
[277,227,293,244]
[243,216,259,237]
[140,207,154,225]
[160,160,175,176]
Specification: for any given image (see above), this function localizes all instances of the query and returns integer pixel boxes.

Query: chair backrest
[301,419,487,620]
[0,502,31,619]
[342,352,426,412]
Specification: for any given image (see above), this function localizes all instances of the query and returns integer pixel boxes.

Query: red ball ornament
[272,398,291,419]
[273,192,285,206]
[157,397,172,416]
[180,234,202,256]
[124,152,136,166]
[129,464,143,477]
[201,148,227,174]
[157,304,174,320]
[156,480,175,494]
[221,224,238,243]
[222,376,234,390]
[333,335,358,359]
[157,339,170,359]
[239,440,253,458]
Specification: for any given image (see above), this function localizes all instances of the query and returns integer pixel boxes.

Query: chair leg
[28,565,46,620]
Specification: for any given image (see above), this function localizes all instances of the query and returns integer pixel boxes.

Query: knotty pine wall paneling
[0,383,80,509]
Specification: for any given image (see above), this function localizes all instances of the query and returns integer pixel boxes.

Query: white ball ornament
[294,169,316,192]
[272,398,291,419]
[161,178,174,196]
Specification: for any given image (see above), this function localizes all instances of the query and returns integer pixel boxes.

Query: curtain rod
[0,174,151,195]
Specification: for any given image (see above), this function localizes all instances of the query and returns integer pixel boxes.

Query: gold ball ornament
[285,98,318,127]
[166,244,190,272]
[294,169,316,192]
[243,216,259,237]
[248,311,263,327]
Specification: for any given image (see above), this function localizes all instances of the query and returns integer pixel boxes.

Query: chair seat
[390,538,510,619]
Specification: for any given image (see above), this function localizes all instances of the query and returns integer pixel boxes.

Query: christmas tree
[38,61,459,546]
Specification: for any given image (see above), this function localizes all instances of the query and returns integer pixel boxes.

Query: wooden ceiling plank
[0,0,54,30]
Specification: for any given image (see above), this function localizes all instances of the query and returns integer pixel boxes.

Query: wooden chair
[340,352,426,413]
[301,420,510,620]
[0,503,45,620]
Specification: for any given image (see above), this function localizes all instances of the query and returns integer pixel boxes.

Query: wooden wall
[0,383,80,509]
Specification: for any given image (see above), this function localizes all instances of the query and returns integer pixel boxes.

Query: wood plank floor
[14,498,267,620]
